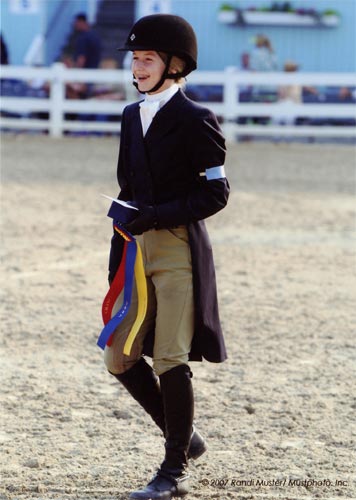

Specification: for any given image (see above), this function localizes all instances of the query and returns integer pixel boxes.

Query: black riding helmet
[118,14,198,93]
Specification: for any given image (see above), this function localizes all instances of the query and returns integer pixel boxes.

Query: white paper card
[100,194,139,211]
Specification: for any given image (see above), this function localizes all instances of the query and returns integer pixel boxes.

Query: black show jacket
[109,89,230,363]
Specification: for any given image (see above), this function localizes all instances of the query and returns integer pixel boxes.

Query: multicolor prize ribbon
[97,224,147,355]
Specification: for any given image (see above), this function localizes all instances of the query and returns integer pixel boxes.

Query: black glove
[123,204,158,235]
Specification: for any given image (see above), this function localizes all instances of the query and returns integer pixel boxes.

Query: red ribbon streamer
[101,242,128,346]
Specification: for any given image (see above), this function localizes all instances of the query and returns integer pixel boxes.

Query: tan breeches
[104,227,194,376]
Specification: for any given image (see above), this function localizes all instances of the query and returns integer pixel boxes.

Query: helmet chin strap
[133,54,179,94]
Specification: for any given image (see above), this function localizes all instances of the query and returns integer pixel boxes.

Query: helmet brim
[117,45,196,73]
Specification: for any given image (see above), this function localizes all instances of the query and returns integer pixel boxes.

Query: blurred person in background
[250,34,278,73]
[275,60,318,125]
[73,13,101,69]
[240,51,250,71]
[272,59,321,143]
[338,86,356,101]
[73,13,102,98]
[238,51,252,94]
[1,34,9,65]
[278,59,303,109]
[249,34,279,122]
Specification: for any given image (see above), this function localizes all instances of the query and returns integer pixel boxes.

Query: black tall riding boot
[160,364,194,474]
[112,358,206,461]
[112,357,165,432]
[129,364,194,499]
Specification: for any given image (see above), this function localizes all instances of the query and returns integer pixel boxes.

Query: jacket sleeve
[108,109,130,281]
[155,108,229,228]
[117,107,133,202]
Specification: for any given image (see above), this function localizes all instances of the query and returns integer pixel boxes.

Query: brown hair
[158,52,186,84]
[256,34,274,53]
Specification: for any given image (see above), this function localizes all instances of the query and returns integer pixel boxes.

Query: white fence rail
[1,63,355,139]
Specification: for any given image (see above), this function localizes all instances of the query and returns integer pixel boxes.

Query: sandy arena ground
[0,135,355,500]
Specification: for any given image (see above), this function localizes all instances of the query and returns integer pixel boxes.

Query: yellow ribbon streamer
[123,241,147,356]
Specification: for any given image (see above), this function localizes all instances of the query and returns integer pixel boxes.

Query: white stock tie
[139,100,161,136]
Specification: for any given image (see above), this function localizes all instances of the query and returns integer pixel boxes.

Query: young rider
[102,14,229,499]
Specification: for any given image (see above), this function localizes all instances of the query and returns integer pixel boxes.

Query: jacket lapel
[144,89,186,144]
[129,102,144,141]
[127,103,149,168]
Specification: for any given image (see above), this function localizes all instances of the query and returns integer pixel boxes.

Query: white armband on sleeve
[199,165,226,181]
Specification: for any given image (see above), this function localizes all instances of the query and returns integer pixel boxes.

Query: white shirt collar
[139,84,179,136]
[144,83,179,108]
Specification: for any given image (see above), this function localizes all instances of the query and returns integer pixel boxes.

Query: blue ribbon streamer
[97,240,137,350]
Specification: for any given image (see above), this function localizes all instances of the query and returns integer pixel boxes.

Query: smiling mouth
[137,76,149,82]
